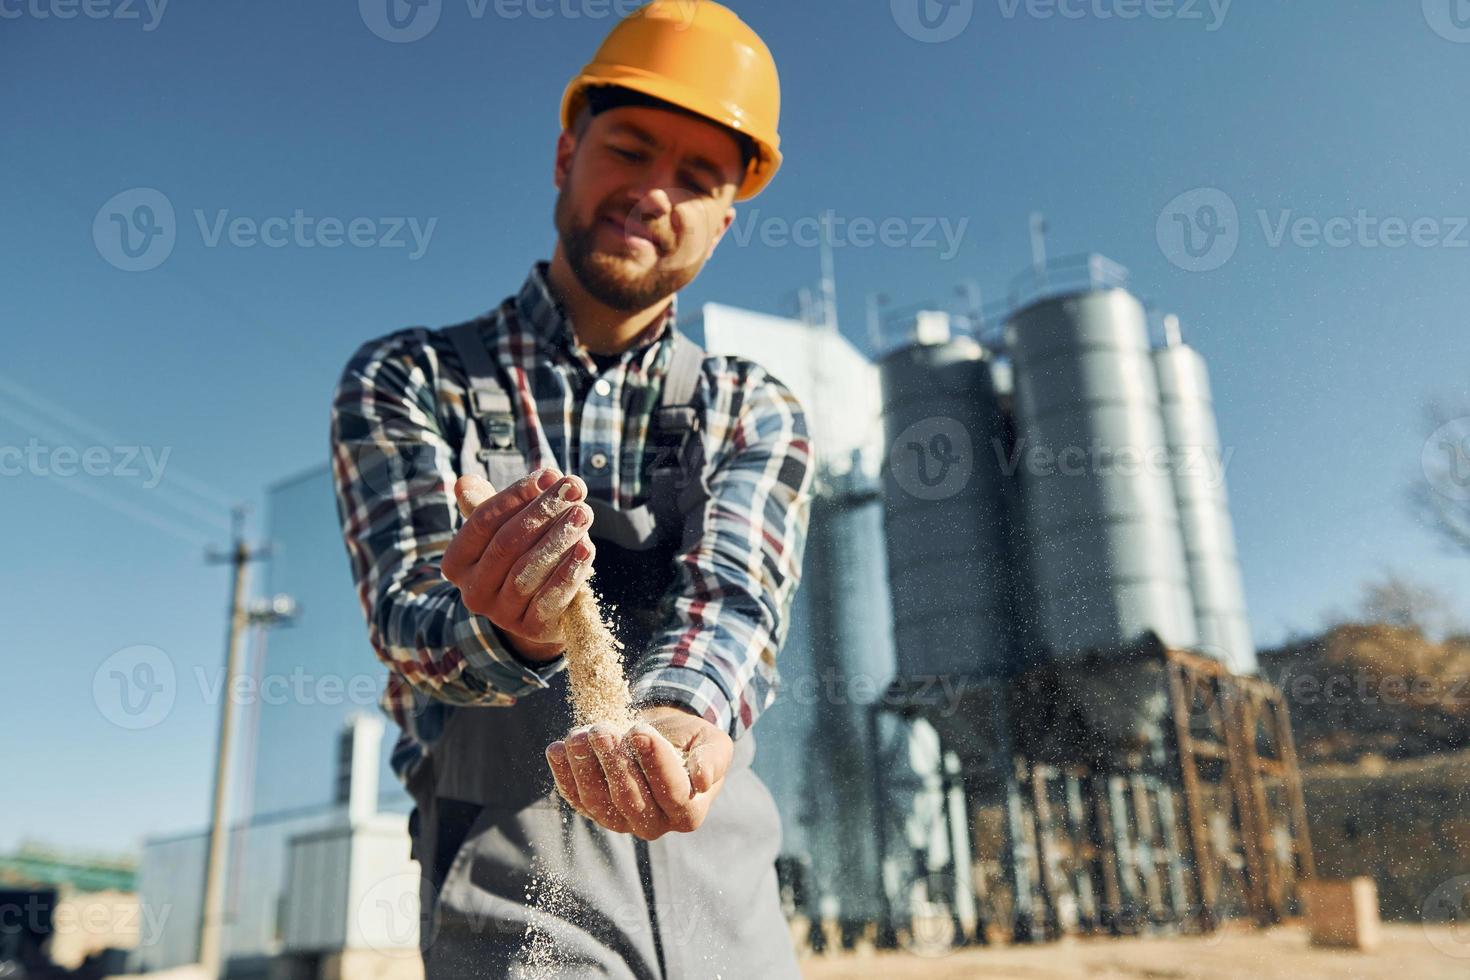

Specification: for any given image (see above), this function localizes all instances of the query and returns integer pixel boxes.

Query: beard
[553,187,705,314]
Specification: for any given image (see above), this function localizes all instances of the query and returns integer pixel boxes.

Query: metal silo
[794,464,897,927]
[1152,318,1257,675]
[879,322,1015,684]
[1006,287,1199,666]
[690,302,906,934]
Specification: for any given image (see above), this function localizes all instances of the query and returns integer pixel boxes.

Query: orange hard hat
[560,1,783,201]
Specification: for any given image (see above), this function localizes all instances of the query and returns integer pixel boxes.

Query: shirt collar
[516,260,679,370]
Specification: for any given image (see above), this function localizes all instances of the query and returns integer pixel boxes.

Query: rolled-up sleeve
[631,365,815,738]
[329,328,564,711]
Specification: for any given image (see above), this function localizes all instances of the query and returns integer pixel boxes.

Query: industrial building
[132,470,418,979]
[131,252,1311,973]
[868,254,1311,947]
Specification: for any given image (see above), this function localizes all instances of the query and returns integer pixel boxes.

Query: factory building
[682,304,951,944]
[873,255,1312,946]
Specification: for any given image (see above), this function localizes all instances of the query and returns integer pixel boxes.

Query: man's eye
[612,147,643,162]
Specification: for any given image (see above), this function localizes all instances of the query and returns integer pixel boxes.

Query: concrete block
[1301,877,1380,950]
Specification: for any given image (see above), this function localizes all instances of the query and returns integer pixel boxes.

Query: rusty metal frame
[874,642,1316,949]
[1165,648,1316,927]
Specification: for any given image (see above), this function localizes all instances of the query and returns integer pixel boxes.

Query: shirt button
[590,451,609,470]
[593,378,611,397]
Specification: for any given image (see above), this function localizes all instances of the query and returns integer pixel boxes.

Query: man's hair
[577,84,758,179]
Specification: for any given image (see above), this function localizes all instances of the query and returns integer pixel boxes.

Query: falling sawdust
[483,480,703,974]
[555,580,692,769]
[559,586,639,732]
[519,851,574,980]
[512,484,638,732]
[513,580,633,978]
[516,565,700,976]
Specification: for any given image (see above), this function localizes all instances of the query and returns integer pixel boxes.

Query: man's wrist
[637,702,700,721]
[498,625,564,665]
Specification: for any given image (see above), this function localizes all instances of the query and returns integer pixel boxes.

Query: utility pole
[198,506,269,979]
[865,292,889,356]
[819,209,839,333]
[955,280,984,339]
[1029,211,1049,278]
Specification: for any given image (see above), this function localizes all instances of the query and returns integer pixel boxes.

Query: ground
[798,924,1470,979]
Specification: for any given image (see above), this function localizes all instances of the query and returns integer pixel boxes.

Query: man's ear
[703,206,739,262]
[554,130,577,191]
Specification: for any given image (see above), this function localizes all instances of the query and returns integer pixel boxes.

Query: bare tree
[1357,569,1455,634]
[1319,568,1458,637]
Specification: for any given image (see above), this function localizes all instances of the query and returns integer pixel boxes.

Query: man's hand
[442,468,597,663]
[544,705,735,840]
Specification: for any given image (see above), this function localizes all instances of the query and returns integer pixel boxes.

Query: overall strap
[584,330,711,552]
[648,331,710,544]
[443,318,517,483]
[446,314,710,552]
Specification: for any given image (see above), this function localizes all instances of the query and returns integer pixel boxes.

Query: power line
[0,391,233,537]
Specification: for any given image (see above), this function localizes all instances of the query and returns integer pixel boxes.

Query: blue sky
[4,0,1468,855]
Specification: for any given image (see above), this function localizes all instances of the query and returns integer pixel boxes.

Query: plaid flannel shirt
[330,262,815,782]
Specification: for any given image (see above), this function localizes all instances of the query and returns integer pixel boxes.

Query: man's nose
[625,158,680,218]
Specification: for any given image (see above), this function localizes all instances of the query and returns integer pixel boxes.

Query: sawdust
[460,474,701,973]
[558,586,639,732]
[515,482,637,732]
[557,583,692,769]
[518,850,575,979]
[472,474,637,732]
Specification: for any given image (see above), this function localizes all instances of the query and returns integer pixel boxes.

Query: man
[329,3,812,976]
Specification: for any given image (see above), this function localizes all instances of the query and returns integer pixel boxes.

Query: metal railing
[875,253,1133,359]
[1007,252,1131,311]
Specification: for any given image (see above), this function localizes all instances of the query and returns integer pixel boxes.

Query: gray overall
[403,318,799,979]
